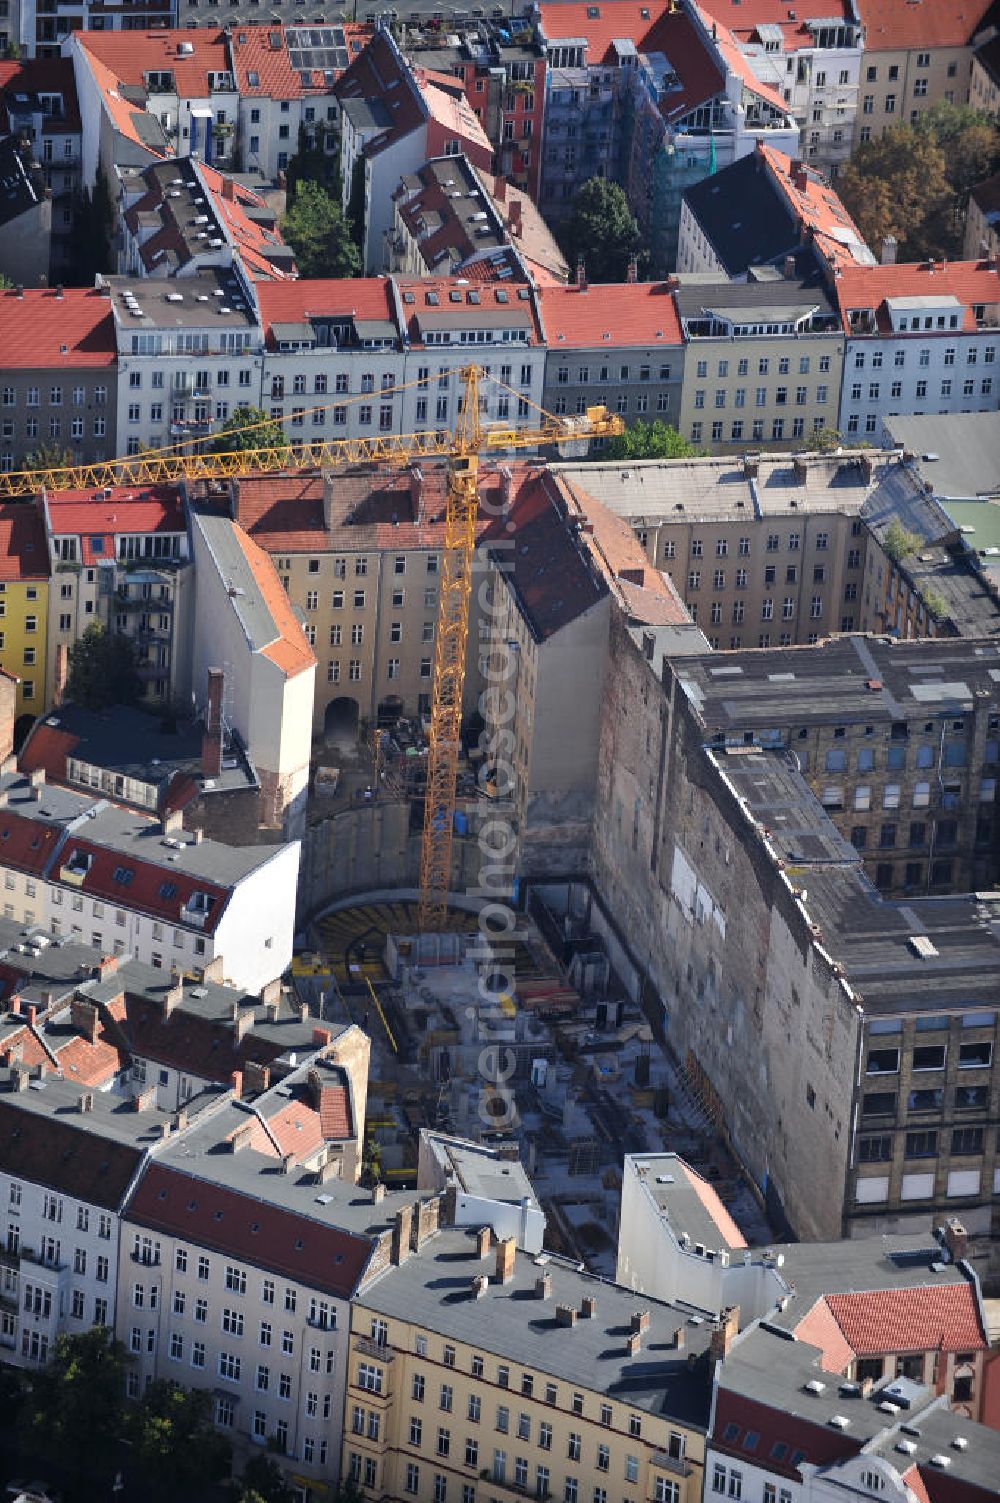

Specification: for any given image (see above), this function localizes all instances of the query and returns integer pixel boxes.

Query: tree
[838,106,1000,261]
[22,440,74,475]
[802,426,843,453]
[601,419,698,461]
[881,518,921,564]
[19,1328,128,1494]
[65,621,141,711]
[129,1380,232,1501]
[286,121,342,201]
[560,178,640,284]
[233,1456,294,1503]
[281,178,361,278]
[67,164,115,286]
[211,404,290,457]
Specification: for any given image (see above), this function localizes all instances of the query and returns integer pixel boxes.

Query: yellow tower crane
[0,367,623,932]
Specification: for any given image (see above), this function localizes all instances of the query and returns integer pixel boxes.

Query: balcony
[352,1334,395,1362]
[651,1452,694,1479]
[59,856,91,887]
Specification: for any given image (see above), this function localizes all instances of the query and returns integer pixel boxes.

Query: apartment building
[0,57,81,278]
[970,31,1000,116]
[617,1154,993,1421]
[235,463,527,738]
[189,508,314,837]
[852,0,996,150]
[68,27,238,187]
[228,22,372,181]
[538,277,685,436]
[105,266,259,455]
[590,626,1000,1268]
[119,1097,421,1498]
[0,504,48,725]
[479,465,692,873]
[706,1321,1000,1503]
[702,0,862,174]
[834,260,1000,440]
[403,16,547,199]
[389,153,568,286]
[677,142,875,282]
[535,0,799,270]
[674,277,845,451]
[0,285,118,476]
[42,485,191,708]
[0,764,299,991]
[964,171,1000,262]
[118,155,295,282]
[554,449,885,649]
[346,1222,713,1503]
[335,28,493,274]
[15,0,170,59]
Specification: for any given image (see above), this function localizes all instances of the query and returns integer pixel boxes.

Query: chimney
[742,453,760,480]
[202,667,225,779]
[174,1107,189,1131]
[55,284,63,300]
[630,1310,650,1334]
[161,807,184,837]
[223,175,235,201]
[627,1332,642,1356]
[495,1235,516,1285]
[472,1274,489,1299]
[26,1006,37,1027]
[576,259,587,292]
[191,827,204,845]
[391,1204,414,1265]
[581,1294,598,1320]
[476,1225,492,1259]
[943,1218,968,1263]
[96,954,119,981]
[674,1325,685,1350]
[78,1092,95,1114]
[793,455,809,483]
[9,997,21,1016]
[312,1025,332,1047]
[791,160,808,191]
[494,174,507,203]
[783,254,797,280]
[244,1059,270,1094]
[229,1069,244,1098]
[535,1273,552,1301]
[29,767,45,795]
[70,997,99,1044]
[15,284,23,299]
[162,978,183,1017]
[626,255,638,284]
[53,642,69,706]
[881,234,897,266]
[710,1305,740,1366]
[0,791,7,810]
[508,198,522,238]
[410,464,423,521]
[555,1303,577,1328]
[229,1120,255,1154]
[859,452,875,483]
[12,1064,29,1092]
[234,1008,253,1044]
[260,977,281,1007]
[372,1181,386,1204]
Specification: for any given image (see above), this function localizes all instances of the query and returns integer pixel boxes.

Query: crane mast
[0,368,623,931]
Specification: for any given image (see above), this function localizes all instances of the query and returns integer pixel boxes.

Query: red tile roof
[255,277,397,344]
[678,1160,748,1248]
[335,31,424,151]
[713,1388,862,1479]
[700,0,855,52]
[0,57,82,134]
[0,503,48,582]
[758,143,874,272]
[833,260,1000,334]
[0,810,62,874]
[537,280,683,348]
[0,286,116,370]
[318,1081,351,1139]
[55,1023,126,1089]
[690,0,788,112]
[0,1096,143,1209]
[54,836,231,935]
[45,484,186,564]
[794,1296,858,1372]
[76,26,232,97]
[119,993,293,1084]
[230,22,372,97]
[229,525,316,679]
[18,724,78,784]
[825,1285,987,1356]
[128,1161,374,1297]
[853,0,994,51]
[398,277,544,347]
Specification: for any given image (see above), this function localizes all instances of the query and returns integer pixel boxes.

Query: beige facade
[963,176,1000,262]
[854,45,974,149]
[970,45,1000,116]
[347,1224,709,1503]
[675,323,845,455]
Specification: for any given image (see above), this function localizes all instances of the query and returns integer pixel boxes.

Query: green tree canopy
[838,106,1000,261]
[233,1455,295,1503]
[211,404,291,457]
[22,440,74,476]
[881,518,922,564]
[285,120,342,201]
[560,178,641,284]
[281,178,361,278]
[19,1328,128,1492]
[65,621,141,712]
[602,419,698,461]
[129,1380,232,1502]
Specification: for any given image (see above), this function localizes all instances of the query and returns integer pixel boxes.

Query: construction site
[294,885,776,1274]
